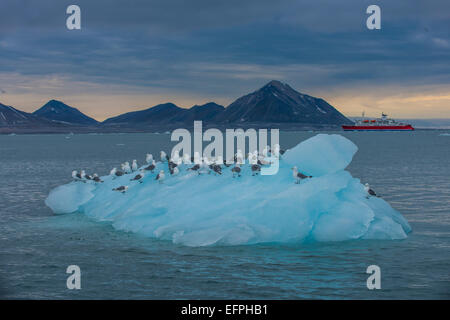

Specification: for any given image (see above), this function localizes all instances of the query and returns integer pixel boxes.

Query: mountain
[102,81,351,127]
[171,102,225,122]
[102,103,186,125]
[216,80,352,125]
[2,80,352,133]
[102,102,225,126]
[33,100,98,125]
[0,103,49,127]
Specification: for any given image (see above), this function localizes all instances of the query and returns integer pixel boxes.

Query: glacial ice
[283,134,357,176]
[45,134,411,246]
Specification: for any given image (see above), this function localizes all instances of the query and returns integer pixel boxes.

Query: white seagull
[236,150,244,164]
[122,162,131,174]
[364,183,377,197]
[183,153,191,164]
[171,166,179,176]
[72,170,79,181]
[155,170,165,183]
[131,160,138,171]
[291,166,311,184]
[160,151,168,162]
[146,153,153,164]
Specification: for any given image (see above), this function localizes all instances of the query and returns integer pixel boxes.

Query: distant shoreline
[1,125,448,135]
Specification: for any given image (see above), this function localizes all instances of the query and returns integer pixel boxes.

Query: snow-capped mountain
[102,81,351,126]
[33,100,99,125]
[215,80,352,124]
[0,103,49,127]
[1,80,353,132]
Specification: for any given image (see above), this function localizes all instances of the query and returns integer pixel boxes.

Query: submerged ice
[45,134,411,246]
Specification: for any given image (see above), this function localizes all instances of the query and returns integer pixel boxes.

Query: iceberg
[45,134,411,246]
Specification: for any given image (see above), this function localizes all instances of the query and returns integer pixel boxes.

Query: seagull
[112,185,128,193]
[203,156,212,165]
[273,144,286,157]
[93,174,103,183]
[160,151,169,162]
[193,151,201,164]
[235,150,244,164]
[199,160,210,174]
[183,153,191,164]
[75,170,86,181]
[231,164,241,178]
[248,152,258,166]
[257,155,271,165]
[251,164,261,176]
[187,164,200,174]
[262,146,270,157]
[115,170,124,177]
[131,160,138,172]
[110,168,124,178]
[155,170,165,183]
[121,162,131,174]
[291,166,312,184]
[211,163,222,175]
[273,144,280,157]
[130,171,145,183]
[168,160,178,172]
[171,153,181,165]
[144,160,156,172]
[72,170,81,181]
[364,183,377,198]
[216,155,224,165]
[72,170,87,182]
[224,159,232,167]
[146,153,153,164]
[170,166,179,176]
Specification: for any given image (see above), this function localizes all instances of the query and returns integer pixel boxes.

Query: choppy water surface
[0,130,449,299]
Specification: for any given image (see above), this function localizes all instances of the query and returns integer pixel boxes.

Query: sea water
[0,130,449,299]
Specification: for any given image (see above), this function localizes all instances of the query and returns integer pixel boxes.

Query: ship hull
[342,125,414,131]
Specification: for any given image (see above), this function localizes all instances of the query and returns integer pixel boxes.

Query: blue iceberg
[45,134,411,246]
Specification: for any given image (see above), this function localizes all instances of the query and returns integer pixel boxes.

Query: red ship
[342,113,414,131]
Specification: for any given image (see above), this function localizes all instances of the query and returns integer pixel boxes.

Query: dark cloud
[0,0,449,97]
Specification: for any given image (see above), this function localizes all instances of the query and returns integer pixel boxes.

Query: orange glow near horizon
[1,75,449,121]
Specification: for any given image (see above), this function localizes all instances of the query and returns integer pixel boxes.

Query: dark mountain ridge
[215,80,351,124]
[102,103,185,125]
[33,99,99,125]
[0,103,50,127]
[1,80,353,133]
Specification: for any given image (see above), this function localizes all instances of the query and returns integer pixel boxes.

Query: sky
[0,0,449,120]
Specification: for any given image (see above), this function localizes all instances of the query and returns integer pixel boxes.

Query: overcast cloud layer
[0,0,449,119]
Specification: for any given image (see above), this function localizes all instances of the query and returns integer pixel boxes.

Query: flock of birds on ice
[71,144,378,198]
